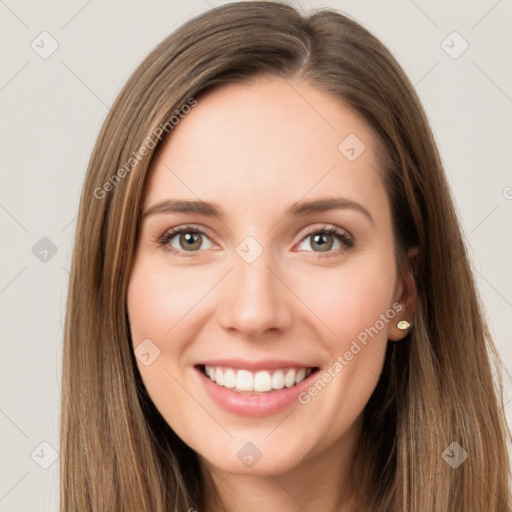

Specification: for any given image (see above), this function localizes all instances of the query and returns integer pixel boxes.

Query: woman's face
[127,75,411,476]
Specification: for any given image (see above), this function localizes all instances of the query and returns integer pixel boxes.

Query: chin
[196,436,310,476]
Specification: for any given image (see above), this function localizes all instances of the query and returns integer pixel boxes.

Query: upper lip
[196,358,318,371]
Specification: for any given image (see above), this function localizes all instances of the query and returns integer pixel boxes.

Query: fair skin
[127,75,415,512]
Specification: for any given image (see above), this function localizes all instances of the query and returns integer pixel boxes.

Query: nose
[216,251,294,337]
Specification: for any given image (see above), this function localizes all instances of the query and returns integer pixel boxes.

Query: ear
[388,246,418,341]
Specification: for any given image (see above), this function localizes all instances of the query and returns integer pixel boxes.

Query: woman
[60,2,511,511]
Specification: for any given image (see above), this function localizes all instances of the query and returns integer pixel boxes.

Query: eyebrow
[142,197,374,224]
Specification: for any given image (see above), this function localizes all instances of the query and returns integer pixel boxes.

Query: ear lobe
[389,246,418,341]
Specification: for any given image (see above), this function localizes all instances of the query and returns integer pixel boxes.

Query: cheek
[127,263,212,431]
[293,255,397,352]
[127,262,211,343]
[291,257,397,439]
[127,261,220,425]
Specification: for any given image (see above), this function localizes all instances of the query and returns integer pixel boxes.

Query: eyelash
[156,224,354,259]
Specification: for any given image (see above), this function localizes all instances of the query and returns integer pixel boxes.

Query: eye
[157,225,215,257]
[295,225,354,257]
[157,223,354,259]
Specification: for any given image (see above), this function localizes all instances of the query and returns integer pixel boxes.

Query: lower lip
[195,366,317,417]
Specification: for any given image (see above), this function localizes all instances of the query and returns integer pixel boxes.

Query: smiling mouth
[197,364,320,394]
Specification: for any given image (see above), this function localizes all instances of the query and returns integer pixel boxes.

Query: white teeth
[271,370,285,390]
[203,365,314,393]
[253,371,272,392]
[224,368,236,388]
[284,369,296,388]
[215,367,224,386]
[235,370,253,391]
[295,368,306,385]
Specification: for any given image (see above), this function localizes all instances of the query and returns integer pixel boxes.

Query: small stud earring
[397,320,411,330]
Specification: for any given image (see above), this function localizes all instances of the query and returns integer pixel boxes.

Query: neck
[200,415,362,512]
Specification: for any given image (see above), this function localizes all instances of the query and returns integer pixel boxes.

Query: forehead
[143,76,388,220]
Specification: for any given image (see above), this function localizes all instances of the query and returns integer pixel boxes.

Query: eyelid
[295,223,353,242]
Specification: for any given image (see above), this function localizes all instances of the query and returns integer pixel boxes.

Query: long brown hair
[60,2,511,510]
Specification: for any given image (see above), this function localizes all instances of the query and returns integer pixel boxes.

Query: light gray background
[1,1,511,510]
